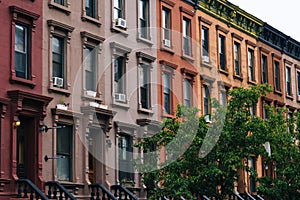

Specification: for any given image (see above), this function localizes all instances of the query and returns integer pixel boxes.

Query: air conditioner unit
[202,55,210,63]
[115,93,126,102]
[163,39,171,47]
[204,114,212,124]
[53,77,63,88]
[115,18,127,29]
[86,90,97,97]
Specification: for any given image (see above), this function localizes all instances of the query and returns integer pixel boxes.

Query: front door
[17,116,36,181]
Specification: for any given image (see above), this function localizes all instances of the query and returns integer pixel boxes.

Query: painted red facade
[0,0,52,197]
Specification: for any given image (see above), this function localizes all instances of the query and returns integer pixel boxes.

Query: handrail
[89,183,117,200]
[202,195,210,200]
[111,184,138,200]
[45,181,76,200]
[256,194,264,200]
[245,192,256,200]
[233,191,245,200]
[16,179,48,200]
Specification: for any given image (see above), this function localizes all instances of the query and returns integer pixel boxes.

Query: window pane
[15,25,26,53]
[248,49,254,81]
[202,26,209,57]
[219,35,226,70]
[262,55,268,83]
[15,24,29,79]
[184,79,191,106]
[52,36,64,79]
[163,73,171,114]
[140,66,150,109]
[114,57,125,94]
[297,72,300,97]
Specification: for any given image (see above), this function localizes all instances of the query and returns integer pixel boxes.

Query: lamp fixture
[44,155,65,162]
[40,124,66,132]
[106,138,112,148]
[13,119,21,128]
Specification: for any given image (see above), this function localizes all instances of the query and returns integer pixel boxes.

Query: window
[118,134,134,182]
[86,0,97,18]
[182,17,191,56]
[15,24,30,79]
[114,56,126,97]
[220,90,227,106]
[139,0,149,39]
[250,104,256,116]
[203,85,210,115]
[263,102,269,119]
[201,26,209,62]
[56,124,73,181]
[234,42,241,76]
[54,0,66,6]
[183,79,192,106]
[297,71,300,99]
[162,7,171,47]
[248,157,257,192]
[248,49,255,81]
[218,34,226,70]
[163,72,171,114]
[261,55,268,83]
[52,36,65,88]
[139,65,150,109]
[114,0,124,20]
[48,20,74,94]
[274,61,280,91]
[84,46,97,92]
[286,66,292,96]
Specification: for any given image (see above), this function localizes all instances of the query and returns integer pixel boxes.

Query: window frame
[233,41,241,77]
[138,0,150,40]
[112,0,127,33]
[273,59,281,93]
[182,17,192,57]
[296,67,300,101]
[286,65,292,97]
[47,20,74,96]
[161,5,173,51]
[183,78,192,107]
[82,0,101,26]
[110,42,132,107]
[261,54,268,84]
[201,25,209,63]
[218,34,227,72]
[9,6,40,88]
[247,47,255,83]
[136,52,156,113]
[48,0,71,15]
[81,31,104,101]
[203,84,211,116]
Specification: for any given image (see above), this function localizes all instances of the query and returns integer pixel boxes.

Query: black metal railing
[89,183,117,200]
[254,194,264,200]
[45,181,76,200]
[111,185,138,200]
[229,192,244,200]
[16,179,48,200]
[240,192,256,200]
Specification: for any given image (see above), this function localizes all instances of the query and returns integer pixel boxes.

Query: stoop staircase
[13,179,140,200]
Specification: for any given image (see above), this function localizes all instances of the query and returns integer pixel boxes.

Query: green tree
[135,84,300,199]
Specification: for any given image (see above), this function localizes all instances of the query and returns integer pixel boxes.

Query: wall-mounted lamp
[40,124,66,132]
[106,138,112,148]
[13,119,21,128]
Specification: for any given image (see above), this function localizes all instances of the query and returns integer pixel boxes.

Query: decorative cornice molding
[159,60,178,70]
[47,20,74,32]
[110,42,132,54]
[246,39,257,47]
[181,67,198,77]
[80,31,105,43]
[136,52,156,63]
[198,0,263,37]
[284,59,293,66]
[10,6,40,20]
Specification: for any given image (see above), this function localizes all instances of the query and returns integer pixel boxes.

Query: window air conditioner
[115,18,127,29]
[53,77,64,88]
[204,114,212,124]
[202,55,210,63]
[163,39,171,47]
[115,93,126,102]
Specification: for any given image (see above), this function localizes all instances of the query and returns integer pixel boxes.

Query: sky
[228,0,300,42]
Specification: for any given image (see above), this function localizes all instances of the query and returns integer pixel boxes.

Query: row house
[42,0,157,198]
[0,0,53,197]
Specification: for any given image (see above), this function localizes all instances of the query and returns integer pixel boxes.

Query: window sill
[10,76,36,88]
[137,36,153,46]
[48,2,71,15]
[219,69,229,76]
[181,54,194,62]
[111,26,128,37]
[48,86,70,97]
[138,107,154,115]
[201,61,212,69]
[160,44,174,54]
[274,89,282,96]
[162,113,175,119]
[81,15,101,27]
[82,94,103,103]
[247,79,256,85]
[233,75,243,81]
[286,94,294,100]
[112,101,130,110]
